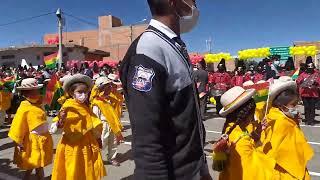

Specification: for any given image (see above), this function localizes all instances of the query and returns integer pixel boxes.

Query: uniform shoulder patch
[132,65,155,92]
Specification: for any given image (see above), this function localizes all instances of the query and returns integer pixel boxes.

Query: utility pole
[56,8,63,70]
[206,37,212,53]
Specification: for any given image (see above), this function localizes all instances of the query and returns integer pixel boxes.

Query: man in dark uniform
[120,0,211,180]
[193,59,208,121]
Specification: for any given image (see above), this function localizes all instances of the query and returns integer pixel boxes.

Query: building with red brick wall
[44,15,148,62]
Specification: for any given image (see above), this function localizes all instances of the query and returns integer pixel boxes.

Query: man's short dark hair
[147,0,170,16]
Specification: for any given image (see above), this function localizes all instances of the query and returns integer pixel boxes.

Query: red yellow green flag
[244,82,270,102]
[44,74,63,106]
[44,52,58,69]
[0,76,15,92]
[292,68,300,80]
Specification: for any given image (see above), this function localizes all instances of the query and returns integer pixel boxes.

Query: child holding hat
[91,77,124,166]
[8,78,53,180]
[262,76,314,179]
[216,86,275,180]
[51,74,106,180]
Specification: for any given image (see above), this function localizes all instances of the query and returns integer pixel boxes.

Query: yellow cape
[263,107,314,180]
[219,123,276,180]
[52,98,106,180]
[8,100,53,170]
[0,91,12,111]
[91,98,122,135]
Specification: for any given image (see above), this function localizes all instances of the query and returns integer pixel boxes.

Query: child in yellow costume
[91,77,124,166]
[0,88,12,126]
[107,74,124,119]
[263,77,314,180]
[216,86,276,180]
[51,74,106,180]
[8,78,53,180]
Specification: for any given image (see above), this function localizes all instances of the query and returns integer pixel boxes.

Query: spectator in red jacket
[296,58,320,125]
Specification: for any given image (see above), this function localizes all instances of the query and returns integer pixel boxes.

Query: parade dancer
[210,59,231,115]
[51,74,106,180]
[231,60,246,87]
[296,56,320,125]
[279,57,295,77]
[263,76,314,179]
[91,77,124,166]
[216,86,275,180]
[253,61,266,83]
[8,78,53,180]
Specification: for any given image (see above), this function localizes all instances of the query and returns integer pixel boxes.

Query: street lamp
[56,8,63,70]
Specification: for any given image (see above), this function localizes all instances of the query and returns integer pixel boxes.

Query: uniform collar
[149,19,178,39]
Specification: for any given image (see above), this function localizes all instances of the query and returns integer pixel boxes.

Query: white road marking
[308,141,320,145]
[309,172,320,177]
[300,125,320,128]
[206,130,320,146]
[206,130,222,134]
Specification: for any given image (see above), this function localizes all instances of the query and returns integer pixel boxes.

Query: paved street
[0,104,319,180]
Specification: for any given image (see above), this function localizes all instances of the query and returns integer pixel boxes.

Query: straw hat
[17,78,43,90]
[62,74,93,92]
[268,76,296,102]
[219,86,256,117]
[95,77,112,88]
[243,80,254,87]
[107,74,121,85]
[59,74,71,84]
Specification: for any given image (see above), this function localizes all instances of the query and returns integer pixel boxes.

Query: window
[1,55,15,59]
[36,55,40,60]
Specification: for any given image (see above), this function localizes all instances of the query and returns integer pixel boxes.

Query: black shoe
[307,122,315,126]
[312,120,320,124]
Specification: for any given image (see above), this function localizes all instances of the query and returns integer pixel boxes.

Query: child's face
[284,96,299,109]
[71,84,89,103]
[23,89,43,104]
[102,84,112,97]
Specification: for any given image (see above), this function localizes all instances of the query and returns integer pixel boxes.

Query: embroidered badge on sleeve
[132,65,155,92]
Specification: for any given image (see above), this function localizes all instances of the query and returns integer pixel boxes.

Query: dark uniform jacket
[120,20,207,180]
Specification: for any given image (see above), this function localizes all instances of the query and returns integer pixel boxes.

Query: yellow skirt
[51,131,106,180]
[273,166,311,180]
[13,132,53,170]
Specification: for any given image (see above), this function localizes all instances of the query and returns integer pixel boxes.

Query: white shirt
[149,19,178,39]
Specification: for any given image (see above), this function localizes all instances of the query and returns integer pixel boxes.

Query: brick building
[44,15,148,61]
[0,44,109,67]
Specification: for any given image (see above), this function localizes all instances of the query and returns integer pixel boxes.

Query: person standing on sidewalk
[193,59,209,121]
[120,0,211,179]
[296,57,320,125]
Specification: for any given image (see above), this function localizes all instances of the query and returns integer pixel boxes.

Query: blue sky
[0,0,319,55]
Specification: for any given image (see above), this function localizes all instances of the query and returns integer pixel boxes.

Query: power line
[64,12,99,28]
[0,12,55,28]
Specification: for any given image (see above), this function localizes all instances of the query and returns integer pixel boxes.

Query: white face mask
[74,92,88,104]
[283,106,299,119]
[178,0,200,34]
